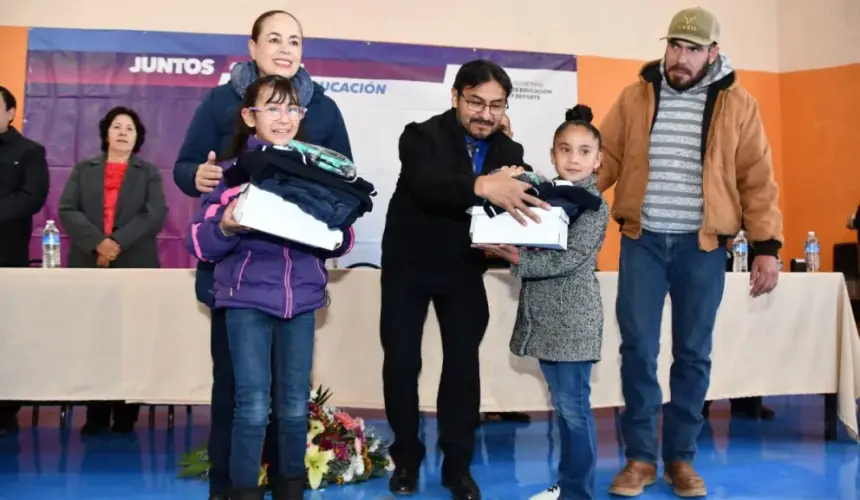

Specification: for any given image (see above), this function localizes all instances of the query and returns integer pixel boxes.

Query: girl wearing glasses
[173,10,352,500]
[186,75,354,500]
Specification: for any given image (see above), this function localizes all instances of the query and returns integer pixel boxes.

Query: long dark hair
[224,74,303,160]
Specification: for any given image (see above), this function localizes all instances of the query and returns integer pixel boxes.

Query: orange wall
[0,26,854,270]
[0,26,28,130]
[779,64,860,271]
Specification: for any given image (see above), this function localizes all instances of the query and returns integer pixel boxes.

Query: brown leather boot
[608,460,657,497]
[663,462,707,497]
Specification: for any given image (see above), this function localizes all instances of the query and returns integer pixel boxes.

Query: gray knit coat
[509,176,609,362]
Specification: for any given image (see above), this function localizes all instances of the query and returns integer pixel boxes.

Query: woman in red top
[58,106,168,434]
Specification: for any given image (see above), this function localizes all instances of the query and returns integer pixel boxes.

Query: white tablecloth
[0,269,858,439]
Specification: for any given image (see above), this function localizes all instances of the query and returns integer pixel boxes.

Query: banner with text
[25,27,577,267]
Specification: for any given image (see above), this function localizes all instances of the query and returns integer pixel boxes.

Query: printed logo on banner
[129,56,217,76]
[219,62,239,85]
[126,57,392,94]
[510,79,553,101]
[316,80,388,95]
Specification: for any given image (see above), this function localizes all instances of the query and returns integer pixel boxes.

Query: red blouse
[103,162,128,236]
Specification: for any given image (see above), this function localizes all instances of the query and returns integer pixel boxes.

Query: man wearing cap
[598,7,782,498]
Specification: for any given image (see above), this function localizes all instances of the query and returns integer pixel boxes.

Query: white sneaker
[529,483,560,500]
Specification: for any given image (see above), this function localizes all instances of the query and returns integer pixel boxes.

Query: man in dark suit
[0,86,50,434]
[380,60,547,500]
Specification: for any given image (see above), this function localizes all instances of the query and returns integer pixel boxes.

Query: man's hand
[96,255,111,268]
[493,165,525,177]
[96,239,121,261]
[475,172,549,226]
[474,244,521,265]
[750,255,780,297]
[195,151,223,193]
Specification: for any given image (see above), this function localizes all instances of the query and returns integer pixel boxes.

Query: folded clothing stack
[478,172,601,225]
[224,139,376,230]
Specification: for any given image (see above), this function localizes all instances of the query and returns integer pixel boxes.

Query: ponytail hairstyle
[552,104,601,148]
[223,74,305,160]
[251,10,303,40]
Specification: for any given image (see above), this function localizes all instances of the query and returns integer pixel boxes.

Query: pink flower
[335,411,358,431]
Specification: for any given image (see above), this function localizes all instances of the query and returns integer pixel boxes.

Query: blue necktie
[466,142,478,172]
[465,138,486,175]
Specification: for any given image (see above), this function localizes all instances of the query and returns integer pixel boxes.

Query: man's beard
[666,61,712,91]
[468,118,496,139]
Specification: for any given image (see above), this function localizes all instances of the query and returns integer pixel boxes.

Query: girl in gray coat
[479,105,609,500]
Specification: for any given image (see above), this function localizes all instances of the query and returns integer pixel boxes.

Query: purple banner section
[27,28,577,72]
[26,51,448,87]
[24,28,577,268]
[24,84,205,269]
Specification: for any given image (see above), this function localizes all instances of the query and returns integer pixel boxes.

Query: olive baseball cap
[661,7,720,46]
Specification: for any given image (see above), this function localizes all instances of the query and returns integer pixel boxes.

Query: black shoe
[81,421,109,435]
[730,398,776,420]
[228,486,264,500]
[481,412,531,423]
[0,416,19,435]
[271,475,304,500]
[111,421,135,435]
[441,474,481,500]
[732,404,776,420]
[388,467,419,495]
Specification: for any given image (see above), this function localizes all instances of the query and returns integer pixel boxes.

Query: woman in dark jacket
[58,106,168,434]
[172,9,353,499]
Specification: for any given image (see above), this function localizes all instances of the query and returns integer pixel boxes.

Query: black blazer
[382,108,530,273]
[0,127,49,266]
[58,154,168,269]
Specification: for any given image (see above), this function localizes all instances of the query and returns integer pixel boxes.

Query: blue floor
[0,396,858,499]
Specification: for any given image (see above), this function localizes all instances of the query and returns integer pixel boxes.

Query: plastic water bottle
[804,231,820,272]
[732,230,749,272]
[41,220,61,268]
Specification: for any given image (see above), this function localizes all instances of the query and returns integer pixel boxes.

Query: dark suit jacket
[58,154,168,268]
[381,108,530,273]
[0,127,50,266]
[855,205,860,245]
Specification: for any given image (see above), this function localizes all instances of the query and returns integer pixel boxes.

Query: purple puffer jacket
[186,158,354,319]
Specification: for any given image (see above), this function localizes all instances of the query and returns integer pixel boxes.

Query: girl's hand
[219,200,249,236]
[494,244,520,265]
[473,244,520,265]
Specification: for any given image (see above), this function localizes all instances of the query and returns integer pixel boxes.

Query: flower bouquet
[179,386,393,490]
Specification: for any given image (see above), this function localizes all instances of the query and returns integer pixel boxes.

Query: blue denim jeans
[225,308,315,489]
[616,230,725,465]
[540,361,596,500]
